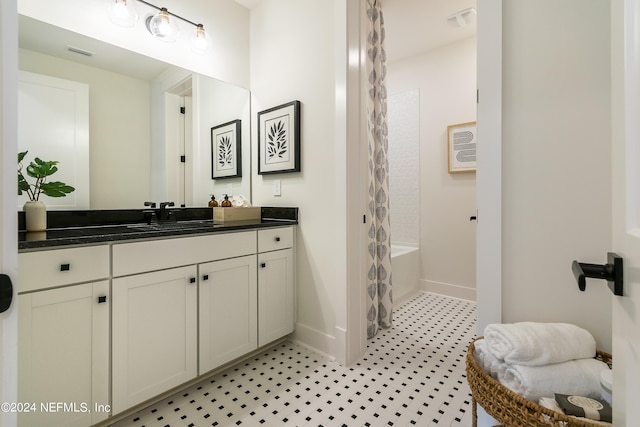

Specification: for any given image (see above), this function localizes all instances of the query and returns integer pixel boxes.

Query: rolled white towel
[498,358,608,402]
[473,339,508,380]
[484,322,596,366]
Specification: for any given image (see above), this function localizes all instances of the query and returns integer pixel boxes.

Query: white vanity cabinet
[257,228,295,346]
[111,266,198,414]
[18,246,110,427]
[17,224,296,422]
[199,255,258,373]
[111,230,257,413]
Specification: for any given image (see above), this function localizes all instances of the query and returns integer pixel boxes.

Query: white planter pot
[24,201,47,232]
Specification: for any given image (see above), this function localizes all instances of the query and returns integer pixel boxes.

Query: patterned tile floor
[111,292,477,427]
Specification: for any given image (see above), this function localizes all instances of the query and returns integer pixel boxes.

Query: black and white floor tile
[111,292,477,427]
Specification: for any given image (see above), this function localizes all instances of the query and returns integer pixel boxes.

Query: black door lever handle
[0,274,13,313]
[572,252,623,296]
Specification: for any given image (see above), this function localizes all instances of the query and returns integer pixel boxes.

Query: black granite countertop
[19,207,298,251]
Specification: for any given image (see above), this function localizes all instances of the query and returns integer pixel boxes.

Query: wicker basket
[466,337,612,427]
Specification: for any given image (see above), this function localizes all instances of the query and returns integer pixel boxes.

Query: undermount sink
[126,220,214,231]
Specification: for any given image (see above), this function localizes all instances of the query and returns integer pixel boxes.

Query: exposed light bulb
[107,0,138,27]
[146,8,179,42]
[447,7,476,28]
[191,24,211,54]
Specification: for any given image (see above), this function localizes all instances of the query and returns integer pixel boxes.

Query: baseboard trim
[292,322,335,360]
[419,279,476,302]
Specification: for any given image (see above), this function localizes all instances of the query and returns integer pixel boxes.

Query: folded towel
[484,322,596,366]
[499,358,608,402]
[473,339,508,379]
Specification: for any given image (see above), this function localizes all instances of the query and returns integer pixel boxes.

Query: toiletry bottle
[208,195,218,207]
[221,194,232,207]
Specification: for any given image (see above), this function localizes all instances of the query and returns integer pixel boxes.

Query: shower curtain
[365,0,393,339]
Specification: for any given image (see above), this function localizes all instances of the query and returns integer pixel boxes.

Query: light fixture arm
[135,0,202,28]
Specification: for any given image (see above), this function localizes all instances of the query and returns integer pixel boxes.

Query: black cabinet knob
[189,277,196,284]
[275,237,281,242]
[202,274,209,281]
[97,296,107,304]
[60,263,70,271]
[261,263,266,268]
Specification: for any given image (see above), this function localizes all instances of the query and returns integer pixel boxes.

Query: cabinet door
[258,248,295,346]
[199,255,257,374]
[112,266,197,414]
[18,280,110,427]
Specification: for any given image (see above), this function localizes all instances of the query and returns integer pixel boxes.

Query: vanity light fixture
[107,0,139,27]
[145,7,179,42]
[107,0,211,52]
[446,7,477,28]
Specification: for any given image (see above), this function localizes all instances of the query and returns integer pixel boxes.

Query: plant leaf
[18,173,30,195]
[39,181,75,197]
[26,158,59,179]
[18,151,28,163]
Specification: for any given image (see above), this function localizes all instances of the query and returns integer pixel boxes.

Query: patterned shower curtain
[366,0,393,339]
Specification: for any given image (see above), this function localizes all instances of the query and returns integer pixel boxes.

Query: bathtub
[390,245,420,306]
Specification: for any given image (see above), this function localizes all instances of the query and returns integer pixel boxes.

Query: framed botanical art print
[258,100,301,174]
[447,121,477,173]
[211,119,242,179]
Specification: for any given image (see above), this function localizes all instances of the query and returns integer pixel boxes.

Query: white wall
[387,37,477,300]
[501,0,612,351]
[19,49,152,209]
[192,74,251,206]
[18,0,249,89]
[249,0,338,356]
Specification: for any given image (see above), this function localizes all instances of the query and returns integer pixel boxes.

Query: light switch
[273,180,281,196]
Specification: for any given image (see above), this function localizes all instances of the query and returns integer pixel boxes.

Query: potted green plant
[18,150,75,231]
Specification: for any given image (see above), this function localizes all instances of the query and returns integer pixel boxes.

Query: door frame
[340,0,504,366]
[476,0,503,332]
[1,1,19,426]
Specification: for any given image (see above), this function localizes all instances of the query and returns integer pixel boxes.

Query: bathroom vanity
[17,208,297,426]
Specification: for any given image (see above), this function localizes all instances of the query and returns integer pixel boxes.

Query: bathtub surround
[365,0,393,339]
[387,89,420,247]
[391,245,420,304]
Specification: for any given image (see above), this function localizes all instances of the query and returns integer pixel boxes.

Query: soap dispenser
[208,195,218,207]
[221,194,232,207]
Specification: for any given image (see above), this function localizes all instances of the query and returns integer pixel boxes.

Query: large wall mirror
[18,15,251,211]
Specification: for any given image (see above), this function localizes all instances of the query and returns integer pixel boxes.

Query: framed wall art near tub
[258,100,301,174]
[211,119,242,179]
[447,121,477,173]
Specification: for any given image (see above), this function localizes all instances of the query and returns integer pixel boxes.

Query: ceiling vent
[66,45,95,57]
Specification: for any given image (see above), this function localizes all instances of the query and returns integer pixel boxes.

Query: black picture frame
[257,100,301,175]
[211,119,242,179]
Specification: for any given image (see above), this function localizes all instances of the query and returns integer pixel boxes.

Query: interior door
[18,71,89,210]
[611,0,640,424]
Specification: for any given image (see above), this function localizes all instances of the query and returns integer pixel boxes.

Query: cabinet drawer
[258,227,294,253]
[18,246,110,292]
[113,231,257,277]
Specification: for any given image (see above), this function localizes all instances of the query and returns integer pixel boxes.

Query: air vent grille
[66,45,95,57]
